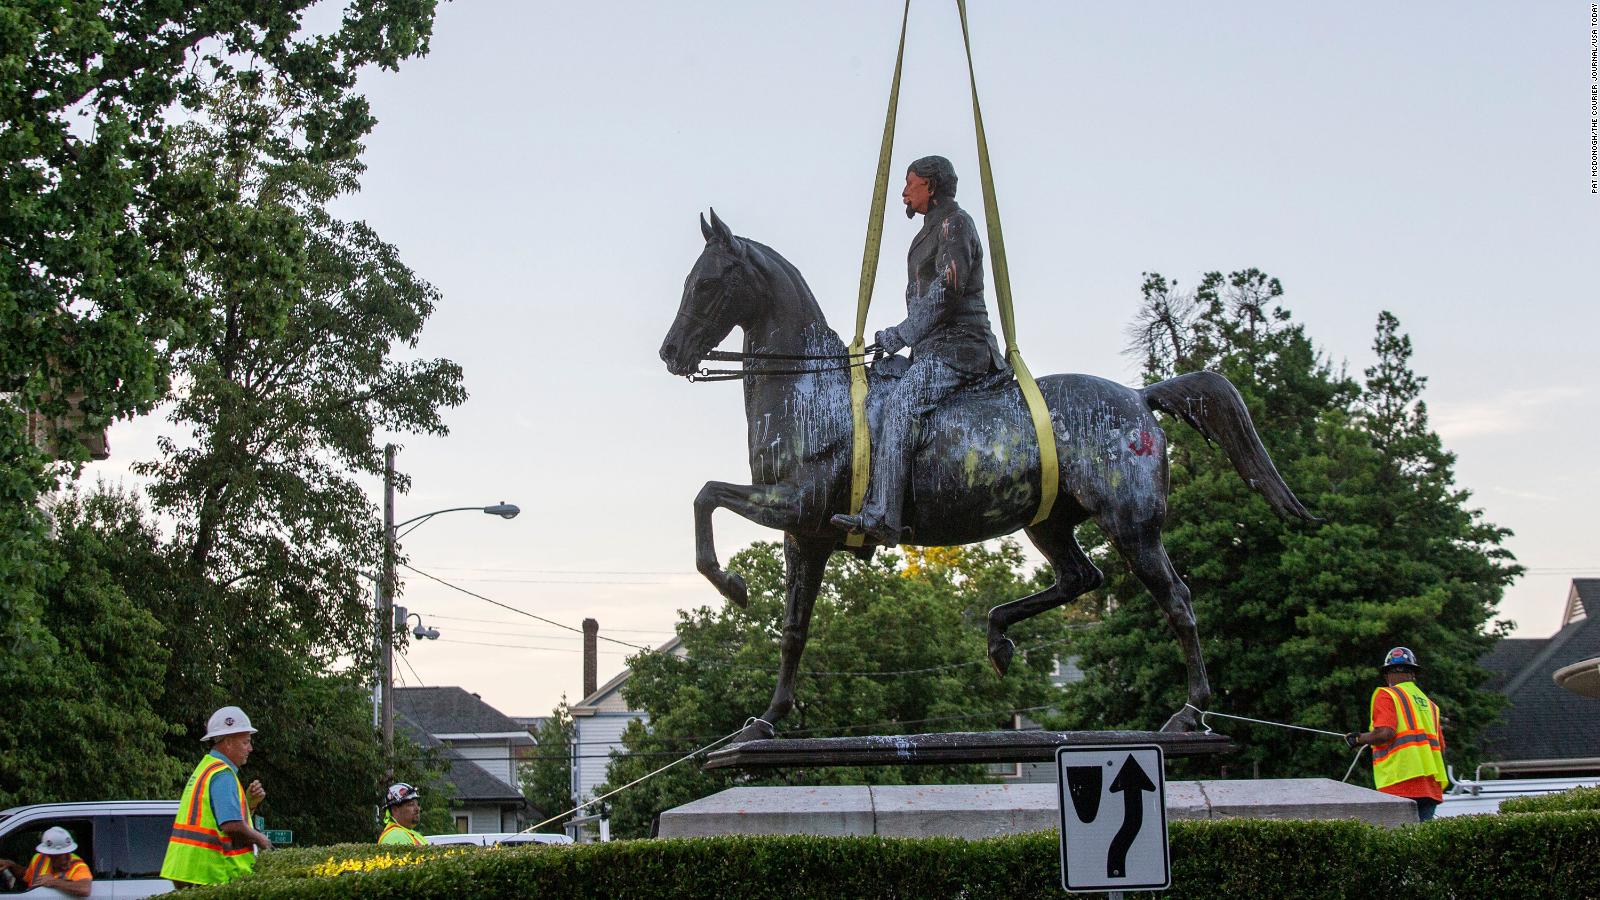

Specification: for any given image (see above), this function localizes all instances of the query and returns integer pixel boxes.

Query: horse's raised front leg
[693,480,805,608]
[738,534,832,742]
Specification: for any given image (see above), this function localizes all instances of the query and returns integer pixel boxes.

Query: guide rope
[517,718,767,834]
[1185,703,1370,783]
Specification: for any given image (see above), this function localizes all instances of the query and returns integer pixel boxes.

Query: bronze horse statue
[660,210,1312,742]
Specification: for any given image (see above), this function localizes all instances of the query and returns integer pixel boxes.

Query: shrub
[185,813,1600,899]
[1498,785,1600,814]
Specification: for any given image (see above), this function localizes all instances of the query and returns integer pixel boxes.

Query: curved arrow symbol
[1106,754,1156,878]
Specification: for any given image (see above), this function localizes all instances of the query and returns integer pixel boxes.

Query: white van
[425,832,572,848]
[0,801,178,897]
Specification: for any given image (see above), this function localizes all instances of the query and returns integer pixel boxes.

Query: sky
[99,2,1599,719]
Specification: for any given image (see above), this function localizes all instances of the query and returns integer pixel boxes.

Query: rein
[686,345,883,383]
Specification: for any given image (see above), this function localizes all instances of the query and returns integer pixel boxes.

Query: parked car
[0,800,178,897]
[425,832,572,848]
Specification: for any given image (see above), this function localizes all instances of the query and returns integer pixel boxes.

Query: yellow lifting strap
[848,0,1058,545]
[955,0,1059,524]
[844,0,911,548]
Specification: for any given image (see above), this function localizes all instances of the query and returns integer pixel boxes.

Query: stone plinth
[656,778,1418,839]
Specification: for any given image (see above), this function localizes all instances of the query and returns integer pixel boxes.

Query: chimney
[582,618,599,699]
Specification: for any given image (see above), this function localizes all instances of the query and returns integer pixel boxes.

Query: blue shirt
[206,750,245,826]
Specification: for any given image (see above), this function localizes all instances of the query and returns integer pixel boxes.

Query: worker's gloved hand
[875,327,907,356]
[1344,732,1362,749]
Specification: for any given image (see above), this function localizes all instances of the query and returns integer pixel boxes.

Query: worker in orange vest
[1345,647,1450,821]
[0,826,92,896]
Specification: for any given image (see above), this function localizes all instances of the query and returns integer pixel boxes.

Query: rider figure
[831,156,1008,545]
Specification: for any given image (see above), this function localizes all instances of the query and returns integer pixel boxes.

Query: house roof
[394,686,529,736]
[573,634,683,711]
[1480,579,1600,765]
[396,714,526,807]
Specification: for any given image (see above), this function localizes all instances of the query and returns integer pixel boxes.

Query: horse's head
[660,209,764,376]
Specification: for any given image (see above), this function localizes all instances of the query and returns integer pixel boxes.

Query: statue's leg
[1105,524,1210,732]
[857,358,964,539]
[740,534,832,741]
[986,512,1100,676]
[694,481,804,608]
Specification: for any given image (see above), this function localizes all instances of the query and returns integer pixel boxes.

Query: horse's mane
[738,238,845,351]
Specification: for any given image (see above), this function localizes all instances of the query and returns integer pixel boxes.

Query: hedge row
[188,812,1600,899]
[1499,785,1600,814]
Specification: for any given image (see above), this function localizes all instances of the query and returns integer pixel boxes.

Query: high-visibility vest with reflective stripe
[1369,682,1448,791]
[160,754,254,884]
[379,819,428,846]
[23,852,90,885]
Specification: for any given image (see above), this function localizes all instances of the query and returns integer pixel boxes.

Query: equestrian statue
[659,157,1314,743]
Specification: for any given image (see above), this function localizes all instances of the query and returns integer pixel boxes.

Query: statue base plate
[702,729,1235,770]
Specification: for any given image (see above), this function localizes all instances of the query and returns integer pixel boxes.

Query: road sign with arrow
[1056,744,1170,893]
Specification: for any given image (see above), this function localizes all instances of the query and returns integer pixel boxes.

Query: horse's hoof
[735,717,776,743]
[987,635,1015,677]
[1160,707,1199,733]
[720,573,748,608]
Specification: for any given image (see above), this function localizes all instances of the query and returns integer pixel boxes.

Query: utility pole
[381,443,397,777]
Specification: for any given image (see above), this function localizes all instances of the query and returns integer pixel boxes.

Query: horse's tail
[1140,371,1318,522]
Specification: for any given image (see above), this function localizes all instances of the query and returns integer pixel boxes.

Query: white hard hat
[36,826,76,855]
[202,706,258,741]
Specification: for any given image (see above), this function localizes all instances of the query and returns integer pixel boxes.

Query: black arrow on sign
[1106,754,1156,878]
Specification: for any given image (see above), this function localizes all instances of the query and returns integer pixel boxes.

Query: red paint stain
[1129,431,1155,456]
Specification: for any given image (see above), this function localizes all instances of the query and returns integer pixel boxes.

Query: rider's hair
[907,156,958,201]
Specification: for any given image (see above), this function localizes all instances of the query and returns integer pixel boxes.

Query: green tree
[521,699,577,833]
[127,78,459,840]
[0,488,187,808]
[597,540,1082,838]
[1058,273,1515,783]
[1,0,443,686]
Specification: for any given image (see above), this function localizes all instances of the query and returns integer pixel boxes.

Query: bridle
[685,345,884,383]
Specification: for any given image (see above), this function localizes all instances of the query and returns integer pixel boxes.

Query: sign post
[1056,743,1170,894]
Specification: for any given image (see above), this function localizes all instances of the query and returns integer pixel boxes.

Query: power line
[401,564,658,652]
[433,638,630,654]
[413,563,699,577]
[398,651,426,687]
[413,611,675,635]
[402,563,1075,679]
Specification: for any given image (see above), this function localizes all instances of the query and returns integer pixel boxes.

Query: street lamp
[379,444,519,773]
[400,609,441,641]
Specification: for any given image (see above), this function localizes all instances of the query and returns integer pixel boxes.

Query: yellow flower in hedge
[310,849,464,878]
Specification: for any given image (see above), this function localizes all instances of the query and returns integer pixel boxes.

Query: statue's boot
[829,513,901,547]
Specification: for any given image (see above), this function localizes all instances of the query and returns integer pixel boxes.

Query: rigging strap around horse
[844,0,913,547]
[955,0,1059,525]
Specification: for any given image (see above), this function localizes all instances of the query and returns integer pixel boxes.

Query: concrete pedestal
[656,778,1418,839]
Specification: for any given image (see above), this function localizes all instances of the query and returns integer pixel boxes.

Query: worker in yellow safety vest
[160,705,274,887]
[0,826,93,896]
[1345,647,1449,821]
[378,782,430,846]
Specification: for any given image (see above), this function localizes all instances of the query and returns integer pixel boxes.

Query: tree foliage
[598,540,1083,838]
[0,488,187,808]
[2,12,460,838]
[1061,271,1516,782]
[521,699,577,833]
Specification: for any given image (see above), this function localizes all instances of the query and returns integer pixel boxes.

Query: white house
[569,635,685,803]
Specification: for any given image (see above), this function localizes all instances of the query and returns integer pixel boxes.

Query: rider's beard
[904,201,915,219]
